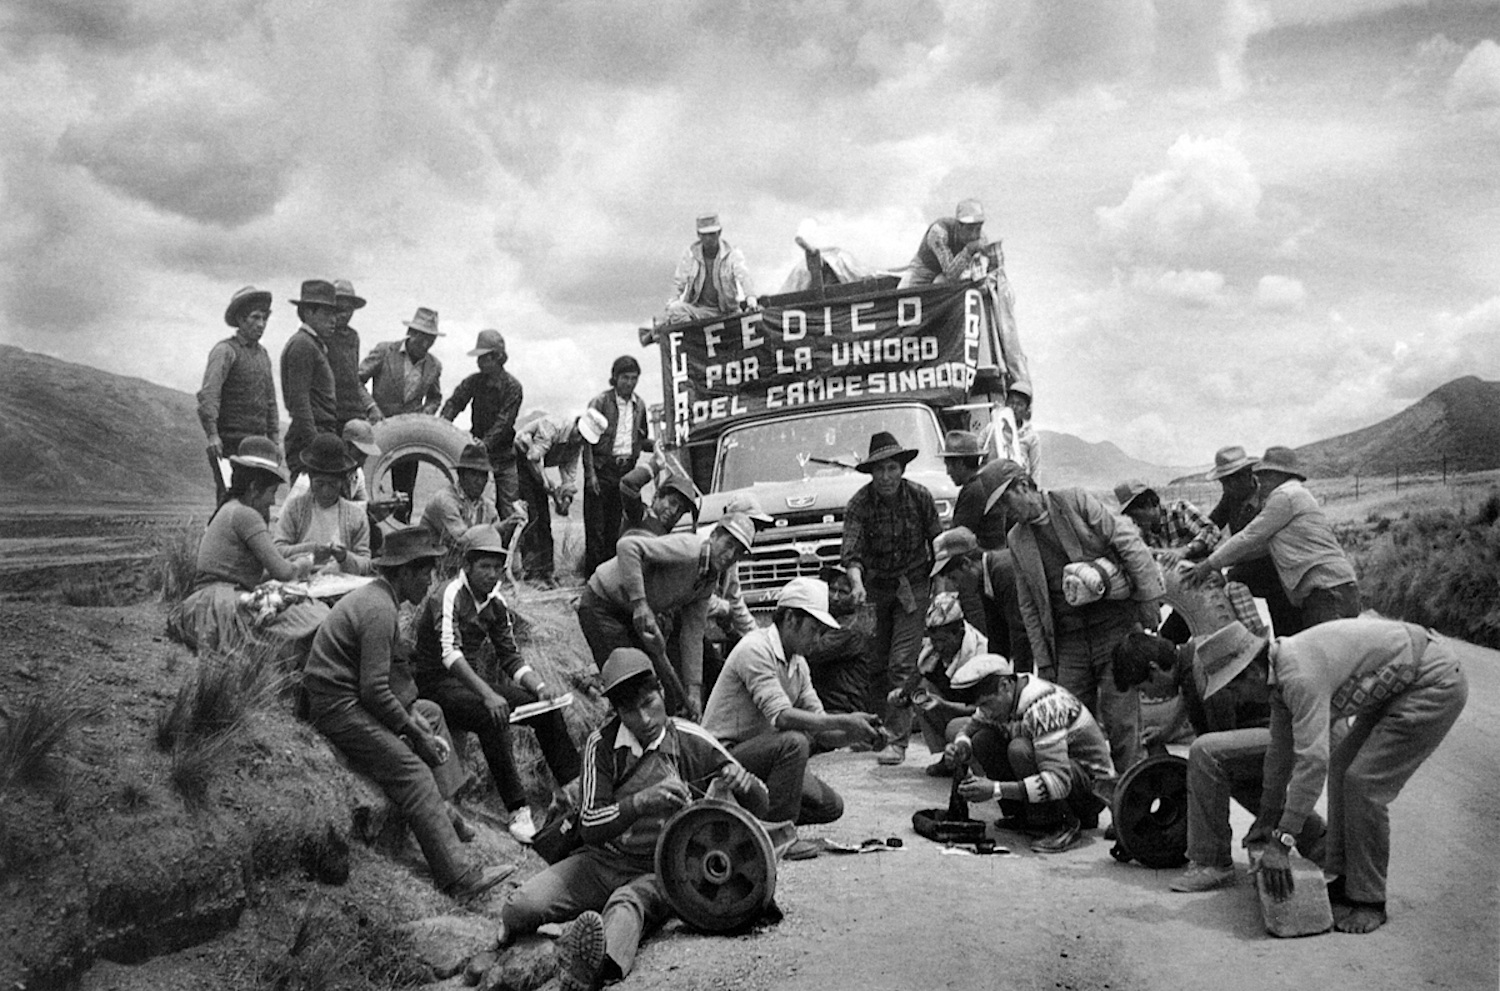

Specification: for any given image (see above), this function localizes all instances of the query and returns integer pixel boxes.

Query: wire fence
[1155,459,1500,517]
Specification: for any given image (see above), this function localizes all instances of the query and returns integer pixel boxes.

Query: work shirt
[411,572,532,685]
[1204,479,1356,605]
[702,624,823,746]
[302,578,420,736]
[197,334,278,443]
[962,674,1116,804]
[280,326,338,444]
[421,482,499,549]
[843,478,941,583]
[578,716,752,871]
[1140,499,1220,555]
[1263,618,1433,836]
[441,370,524,461]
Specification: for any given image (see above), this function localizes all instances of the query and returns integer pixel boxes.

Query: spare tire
[365,413,476,503]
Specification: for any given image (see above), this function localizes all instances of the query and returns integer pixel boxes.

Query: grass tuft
[0,680,102,795]
[245,898,430,991]
[168,734,239,813]
[153,520,205,604]
[156,643,285,752]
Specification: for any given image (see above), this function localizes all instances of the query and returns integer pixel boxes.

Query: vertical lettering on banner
[898,296,922,328]
[963,289,982,373]
[668,332,691,444]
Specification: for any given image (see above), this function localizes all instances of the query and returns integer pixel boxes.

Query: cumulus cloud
[1096,135,1262,264]
[1384,296,1500,399]
[1255,274,1305,310]
[1445,39,1500,112]
[1130,267,1228,307]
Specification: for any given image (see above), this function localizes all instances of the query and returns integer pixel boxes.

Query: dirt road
[621,640,1500,991]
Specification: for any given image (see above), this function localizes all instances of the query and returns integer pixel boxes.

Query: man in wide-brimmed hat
[659,213,757,328]
[421,442,502,557]
[198,285,280,471]
[583,355,655,574]
[328,279,382,432]
[303,527,515,902]
[982,459,1164,779]
[1198,445,1298,635]
[1191,446,1360,632]
[442,328,525,519]
[280,279,343,478]
[361,306,446,521]
[841,431,942,765]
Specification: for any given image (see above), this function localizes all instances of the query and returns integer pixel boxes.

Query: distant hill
[1035,430,1183,491]
[0,345,214,506]
[1292,376,1500,477]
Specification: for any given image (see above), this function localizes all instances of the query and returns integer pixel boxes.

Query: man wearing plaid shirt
[1114,480,1220,565]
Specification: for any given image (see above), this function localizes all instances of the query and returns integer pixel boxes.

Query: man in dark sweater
[280,279,342,478]
[329,279,382,431]
[303,527,512,901]
[441,329,525,518]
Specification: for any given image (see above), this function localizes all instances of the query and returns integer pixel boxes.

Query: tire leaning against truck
[365,412,476,510]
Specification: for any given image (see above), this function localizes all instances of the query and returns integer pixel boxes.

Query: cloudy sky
[2,0,1497,467]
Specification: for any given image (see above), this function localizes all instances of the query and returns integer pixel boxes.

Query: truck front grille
[738,540,844,604]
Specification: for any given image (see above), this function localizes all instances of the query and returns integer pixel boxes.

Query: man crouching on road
[1254,617,1466,934]
[498,648,769,991]
[702,577,883,858]
[303,527,512,901]
[947,654,1116,854]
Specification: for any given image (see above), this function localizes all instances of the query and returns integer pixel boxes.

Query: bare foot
[1335,904,1387,933]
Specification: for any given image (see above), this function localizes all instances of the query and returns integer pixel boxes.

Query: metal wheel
[655,799,777,934]
[1111,753,1189,869]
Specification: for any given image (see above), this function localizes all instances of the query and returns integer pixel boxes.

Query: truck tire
[365,413,475,495]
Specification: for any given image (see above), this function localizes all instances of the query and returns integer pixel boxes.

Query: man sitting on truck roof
[654,213,758,332]
[899,199,994,288]
[843,431,942,766]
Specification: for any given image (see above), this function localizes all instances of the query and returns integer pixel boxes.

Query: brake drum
[1110,752,1190,869]
[655,799,777,933]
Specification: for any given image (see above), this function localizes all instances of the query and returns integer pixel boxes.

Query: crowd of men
[188,208,1466,990]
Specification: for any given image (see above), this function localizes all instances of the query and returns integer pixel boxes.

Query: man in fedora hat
[273,433,373,575]
[900,198,992,287]
[982,459,1164,774]
[198,285,279,469]
[1113,480,1219,566]
[661,213,757,327]
[577,514,758,719]
[584,355,655,574]
[361,306,446,522]
[948,653,1116,854]
[303,526,514,901]
[513,409,607,581]
[703,578,884,855]
[1256,617,1467,933]
[281,279,343,478]
[329,279,382,432]
[842,431,942,765]
[412,525,581,845]
[1200,445,1298,635]
[442,329,525,519]
[1111,623,1326,892]
[422,442,501,555]
[1190,446,1360,632]
[497,647,768,990]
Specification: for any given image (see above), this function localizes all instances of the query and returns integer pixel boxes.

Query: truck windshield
[714,405,949,490]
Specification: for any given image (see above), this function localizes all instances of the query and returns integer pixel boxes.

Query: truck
[645,260,1029,611]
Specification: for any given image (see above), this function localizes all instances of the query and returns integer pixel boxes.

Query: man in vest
[198,286,279,470]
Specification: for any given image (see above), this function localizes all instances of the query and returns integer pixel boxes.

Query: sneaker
[508,806,537,845]
[875,745,907,766]
[1169,862,1236,892]
[925,757,953,778]
[1031,817,1082,855]
[556,910,607,991]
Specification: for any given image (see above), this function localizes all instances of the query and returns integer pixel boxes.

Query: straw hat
[224,286,271,327]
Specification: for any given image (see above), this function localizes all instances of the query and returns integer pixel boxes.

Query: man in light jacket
[662,213,757,325]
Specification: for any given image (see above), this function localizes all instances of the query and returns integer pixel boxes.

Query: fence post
[1354,474,1359,501]
[1442,455,1447,484]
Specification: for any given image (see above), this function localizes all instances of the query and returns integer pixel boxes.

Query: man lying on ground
[497,647,769,991]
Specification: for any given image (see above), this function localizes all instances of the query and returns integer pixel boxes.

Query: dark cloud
[56,95,292,227]
[1,0,258,54]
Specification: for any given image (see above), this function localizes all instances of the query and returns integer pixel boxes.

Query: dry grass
[0,679,102,794]
[154,519,205,604]
[59,573,133,607]
[242,897,428,991]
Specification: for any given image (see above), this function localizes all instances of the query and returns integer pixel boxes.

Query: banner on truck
[660,283,985,445]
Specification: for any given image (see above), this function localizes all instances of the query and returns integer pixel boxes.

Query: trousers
[1186,727,1325,867]
[516,456,554,579]
[969,730,1106,826]
[865,575,930,746]
[1049,607,1142,773]
[501,847,669,979]
[584,456,631,575]
[727,730,844,825]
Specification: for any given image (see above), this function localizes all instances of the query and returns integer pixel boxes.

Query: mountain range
[1,344,1497,506]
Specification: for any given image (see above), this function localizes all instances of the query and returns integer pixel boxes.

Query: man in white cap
[329,279,382,431]
[1190,446,1360,632]
[577,514,757,718]
[361,306,446,522]
[901,199,992,287]
[702,578,883,851]
[948,653,1116,854]
[512,409,607,581]
[660,213,757,327]
[497,647,767,991]
[442,329,525,518]
[198,285,279,475]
